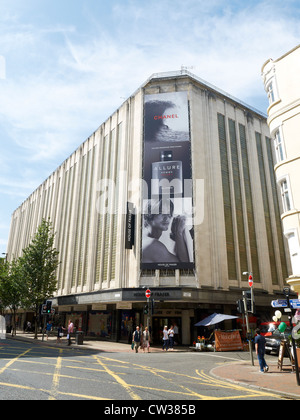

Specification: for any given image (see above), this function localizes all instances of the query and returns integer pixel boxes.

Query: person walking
[168,325,175,351]
[162,326,169,351]
[56,324,66,344]
[67,320,74,346]
[255,328,269,373]
[143,327,151,353]
[132,326,141,353]
[46,321,52,341]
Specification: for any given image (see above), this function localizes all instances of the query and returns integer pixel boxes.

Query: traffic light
[243,291,256,314]
[144,305,149,315]
[236,299,245,314]
[244,291,251,312]
[46,301,52,314]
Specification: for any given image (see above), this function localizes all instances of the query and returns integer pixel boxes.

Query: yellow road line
[49,349,62,400]
[0,348,32,375]
[93,355,141,400]
[0,381,110,400]
[196,370,282,399]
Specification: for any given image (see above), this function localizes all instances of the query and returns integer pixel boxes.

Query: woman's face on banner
[149,213,172,231]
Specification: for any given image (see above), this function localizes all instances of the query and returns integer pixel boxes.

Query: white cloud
[1,0,300,251]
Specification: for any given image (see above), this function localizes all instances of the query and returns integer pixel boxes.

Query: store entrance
[152,317,181,345]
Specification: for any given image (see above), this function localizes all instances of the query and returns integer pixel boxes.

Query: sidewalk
[4,332,181,353]
[4,332,300,399]
[212,359,300,400]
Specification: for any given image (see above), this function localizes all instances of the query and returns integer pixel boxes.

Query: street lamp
[242,271,255,366]
[1,253,7,263]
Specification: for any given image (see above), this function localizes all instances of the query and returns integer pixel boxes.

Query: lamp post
[1,253,7,263]
[242,271,255,366]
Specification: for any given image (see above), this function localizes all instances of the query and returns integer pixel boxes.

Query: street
[0,338,285,402]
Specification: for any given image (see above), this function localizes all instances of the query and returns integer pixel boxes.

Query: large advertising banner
[141,91,194,270]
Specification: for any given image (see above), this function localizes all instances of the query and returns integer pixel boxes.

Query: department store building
[7,71,291,344]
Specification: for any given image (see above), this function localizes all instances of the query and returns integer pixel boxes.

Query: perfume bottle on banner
[151,150,183,196]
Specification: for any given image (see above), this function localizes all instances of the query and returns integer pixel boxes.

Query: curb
[210,364,300,401]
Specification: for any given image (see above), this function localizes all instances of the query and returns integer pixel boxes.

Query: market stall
[194,313,241,352]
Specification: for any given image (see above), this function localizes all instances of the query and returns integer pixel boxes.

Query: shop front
[49,287,283,346]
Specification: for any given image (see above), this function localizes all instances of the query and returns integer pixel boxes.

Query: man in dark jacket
[255,328,269,373]
[133,326,141,353]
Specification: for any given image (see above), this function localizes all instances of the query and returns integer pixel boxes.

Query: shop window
[88,312,112,338]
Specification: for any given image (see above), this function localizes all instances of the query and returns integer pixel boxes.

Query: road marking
[196,369,281,399]
[49,349,63,400]
[0,381,110,400]
[0,348,32,374]
[93,355,141,400]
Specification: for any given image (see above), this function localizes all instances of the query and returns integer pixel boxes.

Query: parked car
[265,328,292,356]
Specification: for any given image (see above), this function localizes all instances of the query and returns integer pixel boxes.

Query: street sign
[271,300,287,308]
[271,299,300,309]
[145,289,151,299]
[248,274,253,288]
[290,300,300,309]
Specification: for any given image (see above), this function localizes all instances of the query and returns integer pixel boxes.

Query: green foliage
[0,258,24,334]
[0,219,59,338]
[20,219,60,312]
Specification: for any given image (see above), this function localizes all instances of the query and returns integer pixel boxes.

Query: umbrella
[194,313,238,327]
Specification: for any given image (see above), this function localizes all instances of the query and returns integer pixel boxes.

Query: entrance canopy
[194,313,238,327]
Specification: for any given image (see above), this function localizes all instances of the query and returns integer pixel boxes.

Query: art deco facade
[262,45,300,294]
[7,71,290,343]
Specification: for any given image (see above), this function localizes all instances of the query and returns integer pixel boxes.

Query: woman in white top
[168,325,175,350]
[142,327,151,353]
[162,326,169,351]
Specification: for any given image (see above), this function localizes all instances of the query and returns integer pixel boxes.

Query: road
[0,338,284,402]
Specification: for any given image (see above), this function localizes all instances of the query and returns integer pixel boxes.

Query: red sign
[145,289,151,299]
[248,274,253,287]
[215,331,243,352]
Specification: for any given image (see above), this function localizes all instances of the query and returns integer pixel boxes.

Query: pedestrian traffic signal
[144,305,149,315]
[46,301,52,314]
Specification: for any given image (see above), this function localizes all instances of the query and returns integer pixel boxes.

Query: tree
[0,258,9,315]
[0,259,24,335]
[20,219,60,339]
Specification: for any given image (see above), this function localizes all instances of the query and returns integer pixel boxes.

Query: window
[280,178,292,212]
[285,231,300,276]
[266,77,278,105]
[267,81,275,104]
[274,129,286,163]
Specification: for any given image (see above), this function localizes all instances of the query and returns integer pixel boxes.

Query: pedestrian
[56,324,66,344]
[255,328,269,373]
[143,327,151,353]
[162,326,169,351]
[46,321,52,341]
[132,326,141,353]
[26,321,31,333]
[173,323,179,345]
[67,320,74,346]
[168,325,175,351]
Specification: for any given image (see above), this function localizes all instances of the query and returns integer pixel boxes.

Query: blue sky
[1,0,300,252]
